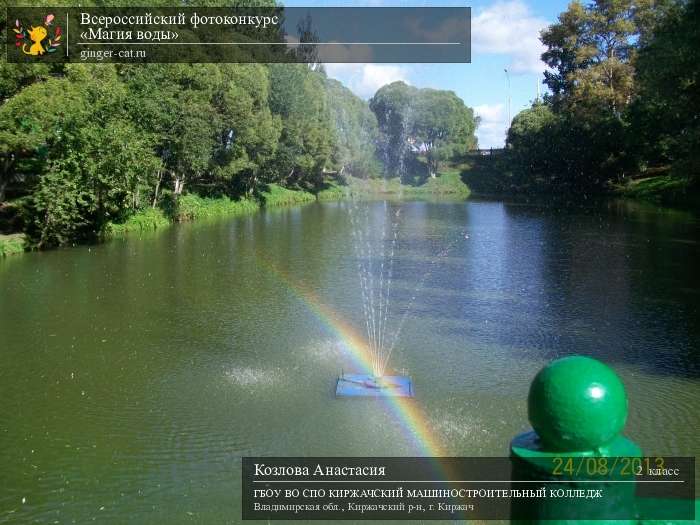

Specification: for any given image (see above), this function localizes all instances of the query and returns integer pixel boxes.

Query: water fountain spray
[334,98,467,397]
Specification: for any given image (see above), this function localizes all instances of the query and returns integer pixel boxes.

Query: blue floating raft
[335,373,414,398]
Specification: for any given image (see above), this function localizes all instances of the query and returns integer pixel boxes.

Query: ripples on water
[0,199,698,523]
[298,338,346,364]
[224,366,282,388]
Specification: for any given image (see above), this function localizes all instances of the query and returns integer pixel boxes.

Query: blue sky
[282,0,570,147]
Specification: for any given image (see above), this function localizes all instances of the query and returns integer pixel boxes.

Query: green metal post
[511,355,642,525]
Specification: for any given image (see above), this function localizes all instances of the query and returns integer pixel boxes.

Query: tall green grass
[260,184,316,206]
[339,171,471,197]
[174,194,260,222]
[0,234,26,257]
[316,181,349,201]
[616,175,698,207]
[403,170,471,196]
[103,174,470,243]
[106,208,171,237]
[105,186,312,238]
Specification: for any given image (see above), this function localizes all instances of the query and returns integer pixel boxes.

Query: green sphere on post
[528,355,628,452]
[510,355,641,525]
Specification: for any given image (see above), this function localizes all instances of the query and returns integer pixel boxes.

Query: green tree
[369,81,416,177]
[541,0,651,116]
[541,1,591,108]
[267,64,334,191]
[627,0,699,179]
[506,103,558,186]
[212,64,281,196]
[325,78,380,179]
[370,81,478,179]
[507,102,626,191]
[0,77,88,203]
[0,65,160,246]
[411,88,477,177]
[509,0,666,191]
[26,118,159,247]
[121,64,220,198]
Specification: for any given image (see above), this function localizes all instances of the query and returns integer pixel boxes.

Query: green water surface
[1,198,698,524]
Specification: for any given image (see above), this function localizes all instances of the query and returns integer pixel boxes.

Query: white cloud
[474,103,507,149]
[324,63,411,99]
[472,0,548,75]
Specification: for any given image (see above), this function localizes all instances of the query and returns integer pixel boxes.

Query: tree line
[0,61,352,247]
[0,0,482,250]
[506,0,698,196]
[0,61,478,250]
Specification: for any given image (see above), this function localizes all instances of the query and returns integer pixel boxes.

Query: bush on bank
[260,184,316,207]
[0,234,26,257]
[106,208,171,237]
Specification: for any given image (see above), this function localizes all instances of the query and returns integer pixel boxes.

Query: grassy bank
[173,194,260,222]
[0,233,26,257]
[460,153,700,209]
[316,180,349,200]
[106,208,172,237]
[2,177,471,257]
[260,184,316,207]
[106,175,470,237]
[321,171,471,198]
[614,175,700,208]
[106,196,259,239]
[105,184,316,239]
[403,170,471,196]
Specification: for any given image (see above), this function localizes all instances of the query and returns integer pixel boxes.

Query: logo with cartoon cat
[13,14,62,56]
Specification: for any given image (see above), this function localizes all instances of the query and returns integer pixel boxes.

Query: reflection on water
[1,198,698,524]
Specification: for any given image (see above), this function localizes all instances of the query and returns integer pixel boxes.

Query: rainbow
[257,254,446,458]
[257,254,477,524]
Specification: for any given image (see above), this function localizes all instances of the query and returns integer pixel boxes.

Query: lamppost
[504,68,511,128]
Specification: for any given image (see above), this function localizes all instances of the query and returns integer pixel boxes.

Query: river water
[1,198,698,524]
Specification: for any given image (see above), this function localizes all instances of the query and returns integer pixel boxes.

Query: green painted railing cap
[527,355,629,452]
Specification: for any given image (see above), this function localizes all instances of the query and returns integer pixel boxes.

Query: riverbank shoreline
[463,181,699,210]
[460,155,698,210]
[0,174,471,258]
[613,174,700,208]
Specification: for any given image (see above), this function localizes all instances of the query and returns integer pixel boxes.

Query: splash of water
[338,100,467,377]
[345,195,469,378]
[348,199,401,376]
